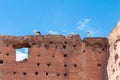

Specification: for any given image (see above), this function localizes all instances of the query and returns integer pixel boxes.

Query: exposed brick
[0,34,109,80]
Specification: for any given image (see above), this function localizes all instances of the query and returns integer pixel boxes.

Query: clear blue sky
[0,0,120,38]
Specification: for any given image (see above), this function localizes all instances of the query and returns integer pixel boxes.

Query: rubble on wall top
[0,34,81,41]
[0,34,108,43]
[0,34,108,48]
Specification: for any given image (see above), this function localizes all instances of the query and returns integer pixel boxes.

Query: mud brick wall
[0,34,109,80]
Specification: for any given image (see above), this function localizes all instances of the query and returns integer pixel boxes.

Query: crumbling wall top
[0,34,81,48]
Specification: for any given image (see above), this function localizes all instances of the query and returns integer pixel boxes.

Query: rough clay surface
[0,34,109,80]
[107,21,120,80]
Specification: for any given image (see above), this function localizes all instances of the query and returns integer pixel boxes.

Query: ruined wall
[0,34,109,80]
[107,21,120,80]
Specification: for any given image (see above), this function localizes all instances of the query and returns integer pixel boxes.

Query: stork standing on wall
[33,29,41,35]
[87,32,91,37]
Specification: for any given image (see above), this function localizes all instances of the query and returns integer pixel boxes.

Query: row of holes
[64,64,77,67]
[37,54,68,58]
[0,60,102,68]
[0,48,103,58]
[44,44,77,49]
[50,41,76,47]
[13,72,67,77]
[36,50,85,59]
[50,41,77,47]
[63,45,77,49]
[0,52,10,56]
[37,63,78,68]
[37,50,102,58]
[83,50,103,54]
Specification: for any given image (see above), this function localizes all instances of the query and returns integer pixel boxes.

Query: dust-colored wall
[0,34,109,80]
[107,21,120,80]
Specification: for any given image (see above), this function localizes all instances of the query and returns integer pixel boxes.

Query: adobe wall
[107,21,120,80]
[0,34,109,80]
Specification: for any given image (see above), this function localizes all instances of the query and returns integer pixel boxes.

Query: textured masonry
[0,34,109,80]
[1,21,120,80]
[107,21,120,80]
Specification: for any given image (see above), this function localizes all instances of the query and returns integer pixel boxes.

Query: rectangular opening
[15,48,28,61]
[0,60,3,64]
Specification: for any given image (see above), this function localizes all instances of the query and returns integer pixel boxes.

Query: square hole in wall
[15,48,28,61]
[0,60,3,64]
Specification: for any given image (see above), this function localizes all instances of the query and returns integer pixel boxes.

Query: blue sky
[0,0,120,38]
[16,48,28,61]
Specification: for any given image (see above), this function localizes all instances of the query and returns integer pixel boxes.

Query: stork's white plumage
[87,32,90,37]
